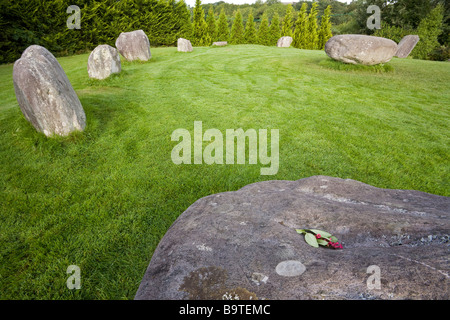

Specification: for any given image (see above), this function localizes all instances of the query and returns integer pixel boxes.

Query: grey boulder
[87,44,121,80]
[395,35,420,58]
[135,176,449,300]
[325,34,398,65]
[177,38,193,52]
[115,30,151,61]
[13,45,86,137]
[277,36,293,48]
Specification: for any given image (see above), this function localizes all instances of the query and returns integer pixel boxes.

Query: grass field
[0,45,449,299]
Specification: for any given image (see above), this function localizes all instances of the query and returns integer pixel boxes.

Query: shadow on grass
[319,58,394,73]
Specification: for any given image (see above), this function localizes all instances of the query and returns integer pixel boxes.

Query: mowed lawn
[0,45,449,299]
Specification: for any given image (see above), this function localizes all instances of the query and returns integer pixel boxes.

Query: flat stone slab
[395,35,420,58]
[135,176,449,300]
[212,41,228,46]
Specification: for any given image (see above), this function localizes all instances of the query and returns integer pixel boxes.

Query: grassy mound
[0,45,449,299]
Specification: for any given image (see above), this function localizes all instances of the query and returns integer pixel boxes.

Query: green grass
[0,45,449,299]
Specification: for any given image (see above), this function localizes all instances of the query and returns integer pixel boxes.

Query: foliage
[216,8,230,42]
[296,229,343,249]
[206,7,217,42]
[244,9,258,44]
[412,4,445,60]
[192,0,211,46]
[268,11,281,46]
[306,2,319,50]
[257,12,271,46]
[281,4,294,37]
[292,2,308,49]
[230,9,245,45]
[374,21,411,44]
[318,5,333,50]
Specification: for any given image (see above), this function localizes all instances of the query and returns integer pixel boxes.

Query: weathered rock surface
[325,35,398,65]
[395,35,420,58]
[212,41,228,46]
[277,36,293,48]
[87,44,121,80]
[13,45,86,137]
[177,38,193,52]
[115,30,151,61]
[135,176,449,300]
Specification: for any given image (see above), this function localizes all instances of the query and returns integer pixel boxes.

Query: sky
[184,0,353,7]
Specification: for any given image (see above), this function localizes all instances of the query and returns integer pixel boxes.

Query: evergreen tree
[257,12,271,46]
[244,9,258,44]
[306,2,319,50]
[318,5,333,50]
[192,0,211,46]
[206,7,217,43]
[412,4,444,60]
[230,9,245,44]
[281,4,294,37]
[176,0,193,41]
[293,2,308,49]
[268,11,281,46]
[216,8,229,42]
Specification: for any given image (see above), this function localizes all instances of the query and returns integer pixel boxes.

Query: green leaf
[296,229,306,234]
[317,239,329,246]
[330,236,338,243]
[305,232,319,248]
[308,229,332,238]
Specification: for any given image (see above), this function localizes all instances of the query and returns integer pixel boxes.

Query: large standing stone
[395,35,420,58]
[13,45,86,137]
[87,44,121,80]
[115,30,151,61]
[277,36,293,48]
[135,176,449,300]
[325,35,398,65]
[177,38,193,53]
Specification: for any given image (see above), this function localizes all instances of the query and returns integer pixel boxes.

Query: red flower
[316,234,321,239]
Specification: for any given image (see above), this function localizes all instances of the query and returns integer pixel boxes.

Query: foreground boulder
[395,35,420,58]
[277,36,293,48]
[13,45,86,137]
[115,30,151,61]
[177,38,193,52]
[135,176,449,300]
[87,44,121,80]
[325,35,397,65]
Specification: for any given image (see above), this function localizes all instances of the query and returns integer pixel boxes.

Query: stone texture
[135,176,449,300]
[87,44,121,80]
[177,38,193,52]
[277,36,293,48]
[213,41,228,46]
[325,34,398,65]
[395,35,420,58]
[115,30,151,61]
[13,45,86,137]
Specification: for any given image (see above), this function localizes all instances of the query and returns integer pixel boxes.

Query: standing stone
[395,35,420,58]
[13,45,86,137]
[115,30,151,61]
[212,41,228,46]
[135,176,449,300]
[177,38,193,53]
[277,36,293,48]
[87,44,121,80]
[325,34,398,65]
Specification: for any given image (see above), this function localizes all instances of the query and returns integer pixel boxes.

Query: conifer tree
[176,0,193,41]
[216,8,230,42]
[244,9,258,44]
[257,12,271,46]
[268,11,281,46]
[306,2,319,50]
[293,2,308,49]
[412,4,444,60]
[192,0,211,46]
[230,9,245,44]
[281,4,294,37]
[206,7,217,43]
[318,5,333,50]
